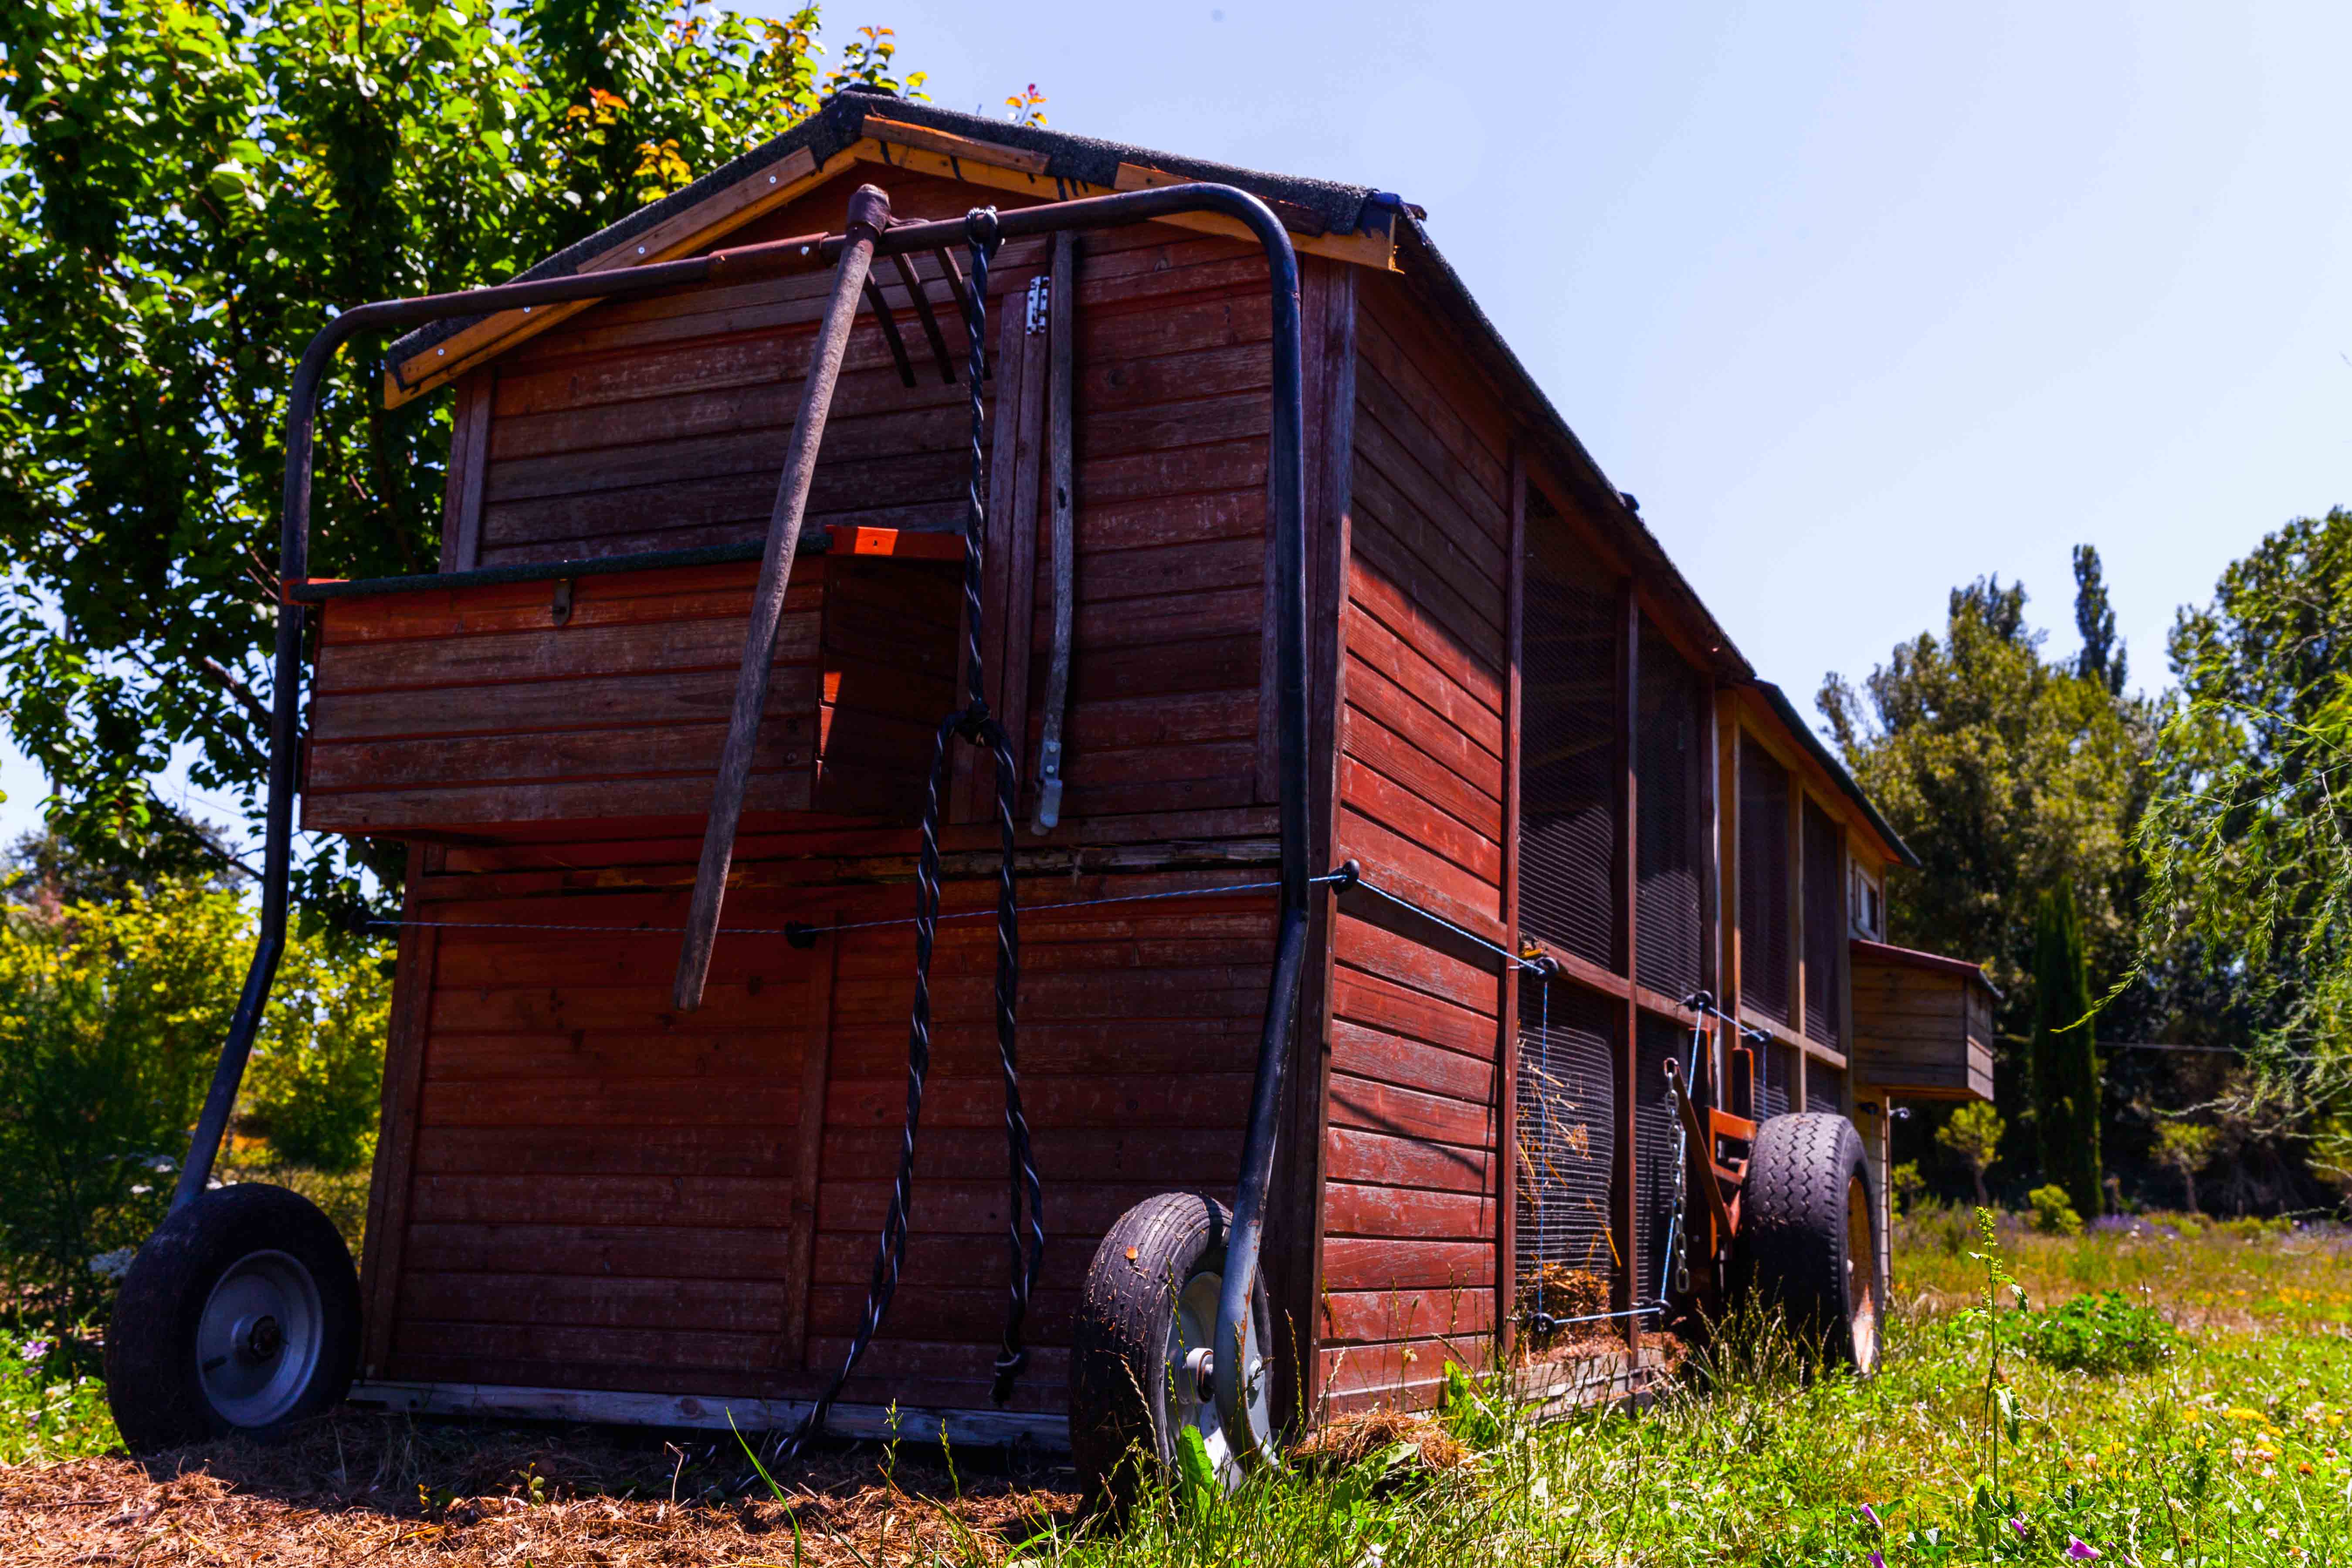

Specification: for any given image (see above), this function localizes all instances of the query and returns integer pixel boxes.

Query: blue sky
[5,0,2347,847]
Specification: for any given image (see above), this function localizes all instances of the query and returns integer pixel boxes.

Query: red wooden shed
[108,92,1994,1484]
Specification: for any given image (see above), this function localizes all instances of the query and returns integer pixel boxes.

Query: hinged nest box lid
[1848,939,1999,1101]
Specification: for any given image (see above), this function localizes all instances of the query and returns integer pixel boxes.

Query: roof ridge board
[383,94,1389,367]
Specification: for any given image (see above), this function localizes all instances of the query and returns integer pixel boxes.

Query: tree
[2151,1120,2217,1214]
[2134,508,2352,1199]
[2030,878,2102,1217]
[2073,544,2127,697]
[0,2,922,922]
[1935,1102,2003,1206]
[1820,569,2154,1181]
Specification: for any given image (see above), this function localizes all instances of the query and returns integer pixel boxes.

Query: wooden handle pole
[674,184,892,1012]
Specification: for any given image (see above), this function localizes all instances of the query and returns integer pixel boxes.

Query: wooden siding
[1319,275,1516,1412]
[301,555,960,837]
[376,874,1273,1411]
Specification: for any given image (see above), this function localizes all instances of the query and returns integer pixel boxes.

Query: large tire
[1737,1113,1881,1373]
[106,1184,361,1452]
[1070,1192,1274,1509]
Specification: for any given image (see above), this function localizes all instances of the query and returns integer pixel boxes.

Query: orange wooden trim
[836,525,964,559]
[384,143,848,408]
[865,115,1052,174]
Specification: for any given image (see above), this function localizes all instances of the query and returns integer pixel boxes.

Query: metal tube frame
[171,184,1311,1474]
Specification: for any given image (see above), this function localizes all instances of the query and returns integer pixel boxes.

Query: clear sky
[4,0,2346,845]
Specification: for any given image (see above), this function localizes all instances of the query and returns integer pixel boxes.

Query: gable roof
[380,90,1911,869]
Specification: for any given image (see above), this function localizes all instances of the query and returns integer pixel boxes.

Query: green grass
[10,1211,2352,1561]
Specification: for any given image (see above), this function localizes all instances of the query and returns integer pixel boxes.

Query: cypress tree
[2030,878,2103,1217]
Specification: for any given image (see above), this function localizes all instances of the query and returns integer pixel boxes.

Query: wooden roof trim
[384,141,851,407]
[386,131,1400,410]
[1852,938,2003,997]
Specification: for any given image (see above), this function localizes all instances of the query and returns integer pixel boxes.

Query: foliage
[13,1222,2352,1560]
[0,867,388,1321]
[238,934,391,1171]
[2028,1184,2084,1236]
[2030,878,2102,1216]
[1819,565,2157,1188]
[2152,1119,2219,1214]
[0,1330,115,1463]
[2071,544,2127,697]
[0,884,246,1321]
[2134,508,2352,1184]
[1935,1101,2003,1205]
[2015,1290,2177,1375]
[0,1,923,922]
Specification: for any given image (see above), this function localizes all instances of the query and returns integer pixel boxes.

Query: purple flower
[2010,1517,2030,1538]
[2068,1540,2101,1561]
[1870,1554,1885,1568]
[18,1339,51,1362]
[1857,1503,1883,1530]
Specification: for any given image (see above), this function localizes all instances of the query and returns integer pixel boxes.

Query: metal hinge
[1025,275,1049,334]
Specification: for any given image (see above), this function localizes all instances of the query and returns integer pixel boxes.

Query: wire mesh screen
[1520,490,1620,970]
[1802,796,1843,1048]
[1737,737,1792,1024]
[1633,1012,1696,1304]
[1636,616,1705,1001]
[1515,976,1618,1324]
[1759,1040,1795,1122]
[1808,1060,1847,1113]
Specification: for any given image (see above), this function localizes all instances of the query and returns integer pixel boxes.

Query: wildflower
[2010,1517,2030,1537]
[19,1339,52,1362]
[1857,1503,1883,1530]
[1870,1554,1885,1568]
[2068,1539,2101,1561]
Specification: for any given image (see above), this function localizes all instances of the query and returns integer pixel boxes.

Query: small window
[1850,859,1884,940]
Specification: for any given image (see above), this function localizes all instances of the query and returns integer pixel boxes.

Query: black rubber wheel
[106,1184,361,1452]
[1736,1113,1881,1373]
[1070,1191,1275,1509]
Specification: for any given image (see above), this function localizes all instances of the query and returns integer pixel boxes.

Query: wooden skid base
[346,1380,1068,1449]
[1510,1345,1671,1419]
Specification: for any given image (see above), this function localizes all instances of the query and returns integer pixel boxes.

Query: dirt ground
[0,1407,1084,1567]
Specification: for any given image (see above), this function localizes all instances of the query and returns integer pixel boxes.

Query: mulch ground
[0,1408,1084,1566]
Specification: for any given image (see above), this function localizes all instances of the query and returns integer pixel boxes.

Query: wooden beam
[358,850,437,1382]
[1613,579,1639,1342]
[1497,440,1528,1364]
[1788,757,1806,1110]
[864,114,1053,174]
[346,1380,1068,1448]
[438,371,492,572]
[1271,255,1355,1426]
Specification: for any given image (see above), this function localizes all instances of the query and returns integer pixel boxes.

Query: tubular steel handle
[671,183,892,1013]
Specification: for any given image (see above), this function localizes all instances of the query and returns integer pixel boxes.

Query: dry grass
[0,1406,1081,1567]
[1289,1409,1467,1474]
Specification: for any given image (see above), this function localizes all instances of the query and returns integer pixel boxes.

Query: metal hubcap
[1166,1270,1270,1486]
[196,1250,322,1429]
[1846,1174,1881,1373]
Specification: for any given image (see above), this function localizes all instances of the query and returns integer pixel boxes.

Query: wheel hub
[234,1314,284,1364]
[195,1249,323,1429]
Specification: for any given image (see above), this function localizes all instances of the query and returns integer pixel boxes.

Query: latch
[552,577,575,627]
[1025,274,1049,335]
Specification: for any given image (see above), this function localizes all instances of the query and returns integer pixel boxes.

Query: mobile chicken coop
[108,93,1994,1487]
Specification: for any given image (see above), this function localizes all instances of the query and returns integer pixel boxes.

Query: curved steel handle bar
[172,182,1309,1480]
